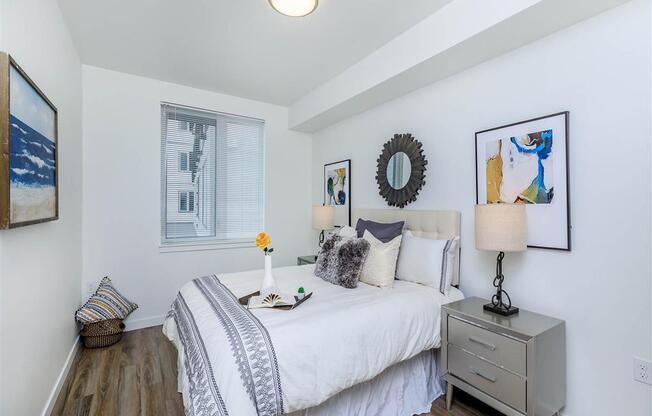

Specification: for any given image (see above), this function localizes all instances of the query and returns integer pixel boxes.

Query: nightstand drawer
[449,346,526,413]
[448,316,526,375]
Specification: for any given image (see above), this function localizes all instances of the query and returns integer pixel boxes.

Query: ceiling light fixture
[269,0,318,17]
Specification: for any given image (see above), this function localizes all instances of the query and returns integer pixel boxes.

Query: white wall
[0,0,83,415]
[312,1,651,415]
[82,66,313,329]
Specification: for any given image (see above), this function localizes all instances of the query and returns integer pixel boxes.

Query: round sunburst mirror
[375,134,427,208]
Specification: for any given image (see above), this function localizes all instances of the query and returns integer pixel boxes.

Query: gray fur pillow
[314,234,370,289]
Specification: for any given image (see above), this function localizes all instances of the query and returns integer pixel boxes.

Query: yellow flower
[256,232,272,250]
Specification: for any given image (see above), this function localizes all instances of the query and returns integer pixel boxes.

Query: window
[161,103,265,246]
[178,191,195,212]
[179,152,190,172]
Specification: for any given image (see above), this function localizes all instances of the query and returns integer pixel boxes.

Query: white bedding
[289,349,445,416]
[163,264,463,415]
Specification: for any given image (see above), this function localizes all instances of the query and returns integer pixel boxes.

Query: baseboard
[124,314,166,332]
[41,335,80,416]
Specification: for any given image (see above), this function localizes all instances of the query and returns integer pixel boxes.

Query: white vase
[260,255,277,295]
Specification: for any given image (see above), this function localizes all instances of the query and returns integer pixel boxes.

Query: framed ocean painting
[475,112,570,250]
[324,159,351,226]
[0,53,58,228]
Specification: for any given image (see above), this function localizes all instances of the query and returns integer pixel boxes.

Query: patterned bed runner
[169,275,284,416]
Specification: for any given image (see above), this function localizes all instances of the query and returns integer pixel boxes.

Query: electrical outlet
[634,358,652,385]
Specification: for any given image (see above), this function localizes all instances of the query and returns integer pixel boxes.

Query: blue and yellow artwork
[326,167,347,206]
[476,112,570,250]
[324,160,351,226]
[485,129,554,204]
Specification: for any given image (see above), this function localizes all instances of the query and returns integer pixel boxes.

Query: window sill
[159,240,256,253]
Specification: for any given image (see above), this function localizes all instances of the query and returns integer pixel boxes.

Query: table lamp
[312,205,335,247]
[475,204,527,316]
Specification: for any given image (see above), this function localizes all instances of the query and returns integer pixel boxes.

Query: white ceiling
[57,0,452,105]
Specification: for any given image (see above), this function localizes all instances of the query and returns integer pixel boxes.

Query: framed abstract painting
[324,159,351,226]
[0,53,58,229]
[475,112,570,251]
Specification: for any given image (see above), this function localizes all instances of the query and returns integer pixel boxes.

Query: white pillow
[396,230,459,295]
[359,230,402,288]
[337,225,358,239]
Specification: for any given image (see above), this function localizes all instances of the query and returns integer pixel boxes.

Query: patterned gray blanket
[168,275,284,416]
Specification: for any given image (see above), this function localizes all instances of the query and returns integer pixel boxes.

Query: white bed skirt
[288,349,444,416]
[167,311,443,416]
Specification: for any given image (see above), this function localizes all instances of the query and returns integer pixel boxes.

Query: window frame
[160,102,266,251]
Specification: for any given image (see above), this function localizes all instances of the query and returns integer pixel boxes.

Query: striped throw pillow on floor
[75,277,138,324]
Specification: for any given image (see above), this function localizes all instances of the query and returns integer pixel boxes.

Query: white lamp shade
[475,204,527,252]
[269,0,318,17]
[312,205,335,230]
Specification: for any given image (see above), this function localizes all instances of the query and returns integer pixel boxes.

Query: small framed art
[475,112,570,251]
[0,53,59,228]
[324,159,351,226]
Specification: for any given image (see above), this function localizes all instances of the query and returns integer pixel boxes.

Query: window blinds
[161,103,264,244]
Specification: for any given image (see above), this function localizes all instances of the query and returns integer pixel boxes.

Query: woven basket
[80,318,125,348]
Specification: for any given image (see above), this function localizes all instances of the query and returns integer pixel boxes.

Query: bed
[163,209,464,416]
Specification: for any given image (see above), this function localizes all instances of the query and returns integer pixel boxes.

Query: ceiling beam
[288,0,631,133]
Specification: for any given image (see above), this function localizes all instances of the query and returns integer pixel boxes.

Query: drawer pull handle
[469,336,496,351]
[470,367,496,383]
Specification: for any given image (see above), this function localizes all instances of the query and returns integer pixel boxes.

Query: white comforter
[163,264,463,416]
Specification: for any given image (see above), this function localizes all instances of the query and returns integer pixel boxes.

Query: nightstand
[297,255,317,265]
[442,297,565,416]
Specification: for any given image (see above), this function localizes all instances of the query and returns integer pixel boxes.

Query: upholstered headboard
[352,209,461,287]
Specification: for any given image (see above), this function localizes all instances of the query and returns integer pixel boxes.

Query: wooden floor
[52,326,503,416]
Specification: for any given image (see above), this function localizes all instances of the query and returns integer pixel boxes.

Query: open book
[248,292,296,309]
[244,291,313,310]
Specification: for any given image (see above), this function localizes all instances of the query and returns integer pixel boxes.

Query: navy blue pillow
[355,219,404,243]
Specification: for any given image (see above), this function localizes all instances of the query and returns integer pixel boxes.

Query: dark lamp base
[483,302,519,316]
